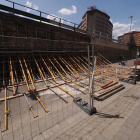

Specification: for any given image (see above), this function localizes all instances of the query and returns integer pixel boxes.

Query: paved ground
[0,59,139,140]
[0,80,140,140]
[33,81,140,140]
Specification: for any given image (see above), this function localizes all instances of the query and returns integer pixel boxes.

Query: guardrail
[1,0,134,46]
[2,0,86,34]
[5,0,76,25]
[88,29,127,45]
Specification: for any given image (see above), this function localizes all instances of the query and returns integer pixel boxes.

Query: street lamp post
[128,16,133,45]
[129,16,133,32]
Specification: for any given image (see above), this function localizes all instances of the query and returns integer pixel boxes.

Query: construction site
[0,1,140,140]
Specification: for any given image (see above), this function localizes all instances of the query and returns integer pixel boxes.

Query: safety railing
[1,0,86,34]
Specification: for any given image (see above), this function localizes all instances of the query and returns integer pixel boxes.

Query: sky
[1,0,140,38]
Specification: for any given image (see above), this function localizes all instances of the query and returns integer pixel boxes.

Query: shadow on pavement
[7,87,20,94]
[28,91,40,100]
[95,112,124,118]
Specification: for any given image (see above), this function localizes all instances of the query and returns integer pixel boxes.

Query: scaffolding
[0,1,139,140]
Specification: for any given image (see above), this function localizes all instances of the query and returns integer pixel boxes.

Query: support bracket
[73,97,96,116]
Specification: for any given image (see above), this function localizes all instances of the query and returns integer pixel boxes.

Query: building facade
[118,31,140,46]
[78,7,113,37]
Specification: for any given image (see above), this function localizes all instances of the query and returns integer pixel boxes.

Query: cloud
[58,5,77,15]
[112,22,131,38]
[133,19,140,23]
[109,19,113,23]
[47,15,63,23]
[26,1,32,7]
[26,1,32,12]
[33,4,38,10]
[25,1,39,12]
[112,19,140,39]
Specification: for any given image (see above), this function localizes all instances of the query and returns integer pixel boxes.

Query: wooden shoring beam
[0,76,58,90]
[94,77,107,84]
[51,56,89,90]
[29,86,49,113]
[81,55,93,66]
[97,55,110,66]
[97,56,115,70]
[96,62,128,79]
[94,64,116,79]
[96,60,118,74]
[61,57,78,75]
[57,55,75,75]
[57,56,103,87]
[73,56,89,71]
[68,55,87,74]
[41,56,56,82]
[48,83,69,103]
[97,56,129,75]
[57,56,87,80]
[49,79,76,98]
[12,60,19,85]
[18,55,30,91]
[42,56,76,98]
[58,56,87,82]
[53,57,69,77]
[78,56,117,82]
[46,81,69,103]
[94,75,110,83]
[45,57,56,77]
[9,56,16,96]
[102,81,118,89]
[96,59,114,73]
[4,87,9,131]
[101,81,113,88]
[96,60,105,69]
[23,56,36,90]
[78,56,92,69]
[34,57,48,86]
[97,74,117,80]
[41,58,70,102]
[52,56,90,93]
[48,57,66,81]
[27,57,35,81]
[97,60,108,69]
[61,57,91,85]
[81,56,101,74]
[97,56,120,75]
[97,53,130,70]
[65,82,87,95]
[66,57,81,73]
[58,56,91,88]
[0,80,71,102]
[24,94,38,118]
[97,53,114,66]
[68,73,103,87]
[96,60,119,77]
[39,59,69,103]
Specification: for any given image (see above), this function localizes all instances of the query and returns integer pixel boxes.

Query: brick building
[118,31,140,46]
[78,7,113,37]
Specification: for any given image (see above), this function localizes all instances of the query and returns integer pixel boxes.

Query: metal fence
[0,1,140,140]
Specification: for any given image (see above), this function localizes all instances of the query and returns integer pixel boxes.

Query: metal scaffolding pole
[91,45,94,109]
[134,47,139,84]
[73,46,96,115]
[87,45,91,108]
